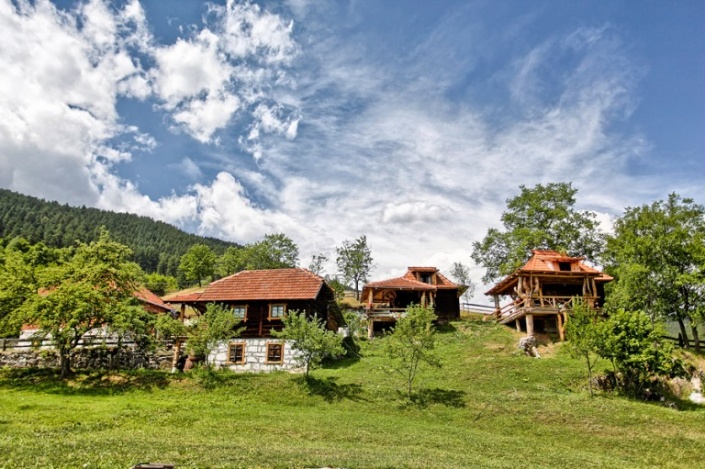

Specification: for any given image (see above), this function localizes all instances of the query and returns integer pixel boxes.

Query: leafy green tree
[385,304,441,399]
[564,300,603,397]
[604,193,705,351]
[450,262,475,306]
[243,233,299,270]
[144,273,178,296]
[179,244,217,287]
[272,309,344,377]
[0,250,37,337]
[336,235,373,300]
[11,231,144,376]
[185,303,243,366]
[327,277,347,301]
[217,246,246,277]
[472,182,603,283]
[600,309,681,397]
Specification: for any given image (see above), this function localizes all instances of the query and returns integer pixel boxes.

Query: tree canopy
[179,244,217,287]
[6,230,147,376]
[472,182,603,283]
[450,262,475,305]
[603,193,705,351]
[216,234,299,277]
[336,235,373,300]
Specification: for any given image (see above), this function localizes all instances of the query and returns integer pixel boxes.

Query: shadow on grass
[0,368,174,395]
[296,375,368,403]
[435,322,458,334]
[401,387,467,409]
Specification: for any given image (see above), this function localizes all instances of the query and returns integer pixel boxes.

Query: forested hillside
[0,189,238,276]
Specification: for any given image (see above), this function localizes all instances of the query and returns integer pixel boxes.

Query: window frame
[227,342,246,365]
[268,303,287,320]
[230,304,248,322]
[266,342,284,364]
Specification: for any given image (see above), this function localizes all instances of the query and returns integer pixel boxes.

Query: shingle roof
[196,268,327,302]
[485,250,613,295]
[134,288,175,313]
[363,267,459,291]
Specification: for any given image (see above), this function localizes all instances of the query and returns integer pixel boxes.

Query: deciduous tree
[603,193,705,351]
[336,235,373,300]
[179,244,217,287]
[12,230,145,376]
[385,304,440,399]
[564,300,603,397]
[450,262,475,306]
[272,310,344,377]
[472,182,603,283]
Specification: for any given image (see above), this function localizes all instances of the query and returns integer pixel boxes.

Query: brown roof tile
[197,268,326,302]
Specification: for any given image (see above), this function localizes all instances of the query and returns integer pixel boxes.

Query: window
[558,262,571,272]
[269,303,286,320]
[231,305,247,321]
[227,343,245,364]
[266,343,283,363]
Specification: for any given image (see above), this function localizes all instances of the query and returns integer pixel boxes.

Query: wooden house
[485,250,612,339]
[164,268,343,372]
[360,266,461,338]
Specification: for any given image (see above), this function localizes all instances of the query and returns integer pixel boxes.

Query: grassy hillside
[1,319,703,468]
[0,188,238,276]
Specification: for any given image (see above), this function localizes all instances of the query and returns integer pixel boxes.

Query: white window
[269,303,286,319]
[231,305,247,321]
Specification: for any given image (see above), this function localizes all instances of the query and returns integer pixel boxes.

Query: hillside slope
[0,188,238,276]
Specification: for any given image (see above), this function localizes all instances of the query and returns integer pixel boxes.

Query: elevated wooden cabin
[361,267,461,338]
[485,250,612,339]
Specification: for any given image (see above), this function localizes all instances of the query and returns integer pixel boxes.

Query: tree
[217,234,299,276]
[385,304,441,399]
[472,182,603,283]
[144,272,178,296]
[603,193,705,351]
[564,300,603,397]
[450,262,475,306]
[308,253,328,276]
[179,244,217,287]
[185,303,243,366]
[12,230,144,377]
[272,310,344,377]
[244,233,299,270]
[599,309,681,397]
[336,235,373,300]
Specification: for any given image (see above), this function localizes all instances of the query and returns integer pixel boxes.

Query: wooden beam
[368,319,374,339]
[557,312,565,341]
[526,314,534,337]
[515,319,521,332]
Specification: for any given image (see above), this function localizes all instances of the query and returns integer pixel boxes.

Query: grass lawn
[1,319,704,468]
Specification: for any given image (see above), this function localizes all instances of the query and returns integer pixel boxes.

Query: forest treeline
[0,189,238,276]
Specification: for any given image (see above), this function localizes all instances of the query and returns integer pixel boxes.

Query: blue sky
[1,0,703,300]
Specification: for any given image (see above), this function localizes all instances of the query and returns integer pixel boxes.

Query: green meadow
[1,319,703,468]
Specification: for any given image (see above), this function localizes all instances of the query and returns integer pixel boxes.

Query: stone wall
[0,347,173,371]
[209,339,303,372]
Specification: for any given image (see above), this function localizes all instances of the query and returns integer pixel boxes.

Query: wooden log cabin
[485,250,612,339]
[360,266,461,338]
[164,268,344,371]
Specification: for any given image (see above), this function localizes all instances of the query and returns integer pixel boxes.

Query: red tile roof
[364,267,459,291]
[485,250,613,295]
[134,288,175,313]
[195,268,327,302]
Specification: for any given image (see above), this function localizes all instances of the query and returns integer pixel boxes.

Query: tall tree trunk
[691,323,701,353]
[677,317,689,349]
[59,349,71,378]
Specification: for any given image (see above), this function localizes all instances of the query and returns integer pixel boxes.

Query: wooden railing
[495,295,598,319]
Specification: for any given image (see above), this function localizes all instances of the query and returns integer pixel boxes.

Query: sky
[1,0,704,303]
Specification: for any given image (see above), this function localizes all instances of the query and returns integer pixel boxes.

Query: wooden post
[368,288,374,308]
[557,313,565,341]
[526,314,534,337]
[368,319,374,339]
[171,304,186,373]
[494,295,500,309]
[515,319,521,332]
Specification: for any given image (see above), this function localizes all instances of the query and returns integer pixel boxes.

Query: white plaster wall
[209,339,304,372]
